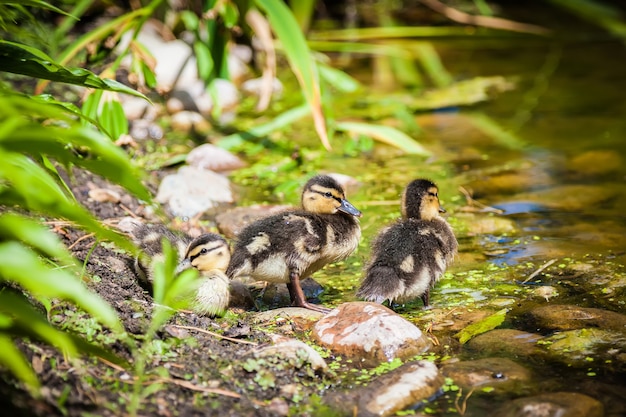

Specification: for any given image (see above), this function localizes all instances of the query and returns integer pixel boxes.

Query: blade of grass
[255,0,330,150]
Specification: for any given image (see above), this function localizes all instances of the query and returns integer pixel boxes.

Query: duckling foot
[287,274,331,314]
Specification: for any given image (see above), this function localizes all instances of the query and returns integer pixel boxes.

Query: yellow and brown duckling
[226,175,362,313]
[121,220,231,317]
[356,179,457,308]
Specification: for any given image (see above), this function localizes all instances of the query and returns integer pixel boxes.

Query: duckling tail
[356,266,404,305]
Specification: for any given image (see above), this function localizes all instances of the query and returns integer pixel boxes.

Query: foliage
[0,0,153,395]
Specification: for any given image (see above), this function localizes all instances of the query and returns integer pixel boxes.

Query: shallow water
[307,22,626,417]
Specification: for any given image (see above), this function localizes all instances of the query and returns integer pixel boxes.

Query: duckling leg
[287,272,331,314]
[420,290,430,307]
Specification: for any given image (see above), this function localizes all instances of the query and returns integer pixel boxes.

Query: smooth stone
[170,111,211,133]
[541,328,626,368]
[253,307,324,331]
[156,166,233,218]
[324,361,443,417]
[228,280,256,310]
[492,391,604,417]
[458,213,517,235]
[514,184,616,212]
[440,357,532,392]
[241,77,284,98]
[570,150,622,177]
[259,278,324,310]
[249,335,328,372]
[312,302,431,367]
[525,304,626,332]
[186,143,246,173]
[467,169,554,197]
[466,329,543,358]
[215,204,292,239]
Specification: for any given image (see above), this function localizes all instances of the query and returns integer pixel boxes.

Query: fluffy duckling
[357,179,457,307]
[121,220,231,317]
[226,175,362,313]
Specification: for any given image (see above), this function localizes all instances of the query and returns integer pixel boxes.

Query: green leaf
[1,0,70,16]
[318,64,361,93]
[335,121,431,155]
[0,333,40,392]
[0,213,76,268]
[0,150,139,254]
[0,40,148,100]
[0,242,123,333]
[455,308,509,344]
[0,291,78,357]
[255,0,330,149]
[194,41,214,81]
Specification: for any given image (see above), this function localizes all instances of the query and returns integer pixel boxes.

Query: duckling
[120,219,231,317]
[226,175,362,313]
[356,179,457,308]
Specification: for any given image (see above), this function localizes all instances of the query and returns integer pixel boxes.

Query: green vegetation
[2,0,626,415]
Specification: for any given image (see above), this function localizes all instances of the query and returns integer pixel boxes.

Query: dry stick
[418,0,550,35]
[67,232,96,250]
[521,259,557,284]
[455,388,475,415]
[119,203,141,219]
[170,324,259,346]
[459,186,505,214]
[157,377,244,399]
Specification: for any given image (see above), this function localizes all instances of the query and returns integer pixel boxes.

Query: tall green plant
[0,0,153,394]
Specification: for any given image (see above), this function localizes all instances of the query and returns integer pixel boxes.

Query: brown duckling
[226,175,362,313]
[121,220,231,317]
[356,179,457,307]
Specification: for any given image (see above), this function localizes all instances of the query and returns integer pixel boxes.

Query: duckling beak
[339,199,362,217]
[439,206,447,213]
[175,258,192,274]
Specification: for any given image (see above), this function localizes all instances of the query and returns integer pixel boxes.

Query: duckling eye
[428,192,438,197]
[200,248,208,255]
[324,192,333,198]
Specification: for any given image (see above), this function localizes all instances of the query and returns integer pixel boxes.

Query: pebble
[249,335,328,372]
[156,166,233,218]
[186,143,246,173]
[312,302,431,367]
[524,304,626,332]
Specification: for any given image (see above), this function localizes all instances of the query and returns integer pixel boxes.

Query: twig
[520,259,557,284]
[98,357,126,372]
[156,377,244,399]
[419,0,550,35]
[119,203,141,219]
[454,388,474,415]
[170,324,258,346]
[68,233,96,250]
[459,186,505,214]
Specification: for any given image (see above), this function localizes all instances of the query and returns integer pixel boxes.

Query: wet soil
[0,168,327,417]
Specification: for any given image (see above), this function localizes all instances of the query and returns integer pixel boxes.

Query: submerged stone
[441,357,532,392]
[466,329,542,358]
[541,328,626,368]
[312,302,431,367]
[325,360,443,417]
[492,391,603,417]
[525,304,626,332]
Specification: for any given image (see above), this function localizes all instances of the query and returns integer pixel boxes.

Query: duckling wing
[227,211,328,281]
[359,219,456,303]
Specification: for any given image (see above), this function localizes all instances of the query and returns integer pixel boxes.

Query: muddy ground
[1,168,334,417]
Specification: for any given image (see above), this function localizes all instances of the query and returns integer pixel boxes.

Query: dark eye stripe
[188,245,220,262]
[314,190,341,201]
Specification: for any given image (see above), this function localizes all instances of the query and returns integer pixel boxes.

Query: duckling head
[401,179,445,220]
[179,234,231,273]
[301,175,362,217]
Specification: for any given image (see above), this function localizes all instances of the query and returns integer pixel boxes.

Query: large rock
[325,361,443,417]
[312,302,431,367]
[441,357,532,392]
[524,304,626,332]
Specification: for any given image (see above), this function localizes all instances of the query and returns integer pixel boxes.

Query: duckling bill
[357,179,457,308]
[226,175,362,313]
[120,219,231,317]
